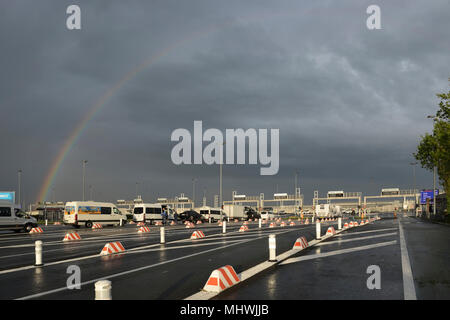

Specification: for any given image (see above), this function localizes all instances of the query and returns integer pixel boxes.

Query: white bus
[133,203,175,224]
[63,201,127,228]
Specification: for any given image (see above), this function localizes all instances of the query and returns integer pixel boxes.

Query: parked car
[179,210,207,223]
[245,207,261,220]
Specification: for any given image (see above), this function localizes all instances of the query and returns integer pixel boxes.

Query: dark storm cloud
[0,0,449,205]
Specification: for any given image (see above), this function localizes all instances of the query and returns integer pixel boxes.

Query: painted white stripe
[335,227,397,237]
[280,240,398,265]
[316,232,398,246]
[15,237,264,300]
[398,221,417,300]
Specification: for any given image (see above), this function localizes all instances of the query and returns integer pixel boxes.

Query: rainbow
[36,11,296,203]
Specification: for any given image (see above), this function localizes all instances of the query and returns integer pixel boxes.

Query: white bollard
[45,219,48,226]
[338,217,342,230]
[95,280,112,300]
[316,221,321,240]
[160,227,165,244]
[259,218,262,229]
[222,220,226,234]
[120,219,123,227]
[35,240,43,266]
[268,234,277,262]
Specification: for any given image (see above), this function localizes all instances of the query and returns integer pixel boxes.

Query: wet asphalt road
[215,214,450,300]
[1,214,448,300]
[0,220,333,300]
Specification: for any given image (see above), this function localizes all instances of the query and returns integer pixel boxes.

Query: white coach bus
[63,201,127,228]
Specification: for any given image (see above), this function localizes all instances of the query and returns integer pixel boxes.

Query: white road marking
[335,228,397,237]
[15,235,271,300]
[398,220,417,300]
[280,240,398,265]
[316,232,398,246]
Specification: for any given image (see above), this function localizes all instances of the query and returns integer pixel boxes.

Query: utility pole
[433,166,437,217]
[82,160,88,201]
[410,162,417,215]
[17,169,22,208]
[192,178,196,208]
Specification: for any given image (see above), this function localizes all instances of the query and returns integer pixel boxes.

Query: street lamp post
[410,162,417,216]
[219,142,225,220]
[17,169,22,208]
[427,115,438,217]
[82,160,88,201]
[192,178,196,208]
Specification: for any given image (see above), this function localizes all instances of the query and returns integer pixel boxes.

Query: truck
[223,204,247,220]
[315,204,341,218]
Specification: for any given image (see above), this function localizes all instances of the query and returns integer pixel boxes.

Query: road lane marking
[15,235,275,300]
[316,232,398,246]
[280,240,398,265]
[0,225,299,275]
[335,228,397,237]
[398,220,417,300]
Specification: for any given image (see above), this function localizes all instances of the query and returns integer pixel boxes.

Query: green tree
[414,82,450,214]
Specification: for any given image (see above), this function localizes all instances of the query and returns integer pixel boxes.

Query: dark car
[179,210,207,223]
[245,208,261,221]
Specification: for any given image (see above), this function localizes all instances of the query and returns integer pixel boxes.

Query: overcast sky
[1,0,449,206]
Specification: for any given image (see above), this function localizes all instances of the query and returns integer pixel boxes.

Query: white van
[133,203,175,224]
[0,201,38,232]
[63,201,127,228]
[197,206,227,222]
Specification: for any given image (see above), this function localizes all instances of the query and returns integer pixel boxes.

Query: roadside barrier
[280,222,286,227]
[95,280,112,300]
[160,227,165,244]
[354,221,359,226]
[344,222,349,228]
[155,221,162,226]
[129,221,136,224]
[326,226,336,236]
[203,265,240,293]
[30,227,44,234]
[196,220,203,225]
[269,222,275,228]
[293,236,308,249]
[349,221,354,227]
[54,222,61,225]
[100,242,125,256]
[186,222,195,228]
[137,222,146,227]
[92,223,103,229]
[289,221,295,226]
[63,232,81,241]
[138,226,151,233]
[170,221,176,225]
[243,221,248,225]
[316,221,321,239]
[35,240,43,266]
[239,225,249,232]
[234,219,239,223]
[190,230,206,239]
[305,218,309,225]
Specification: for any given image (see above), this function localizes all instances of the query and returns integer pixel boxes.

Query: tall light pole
[192,178,196,208]
[294,171,299,216]
[17,169,22,208]
[82,160,88,201]
[410,162,417,215]
[219,141,225,219]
